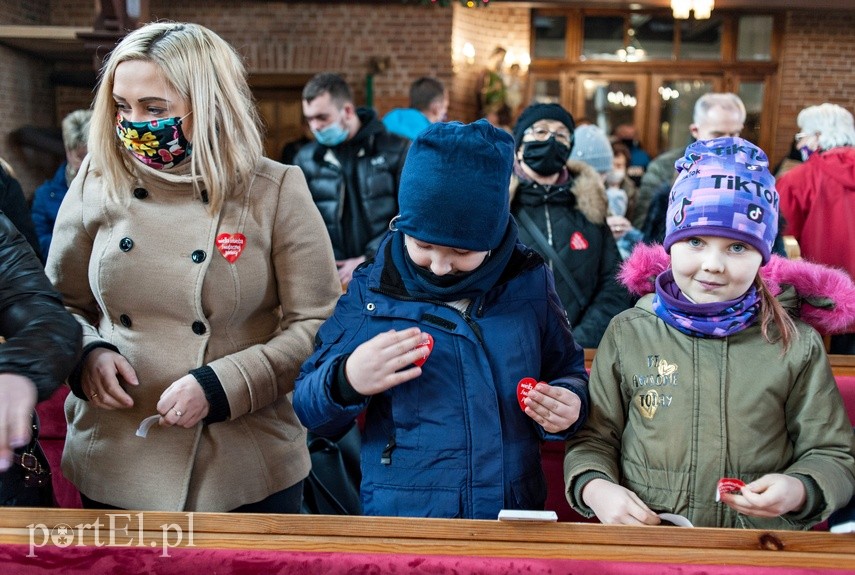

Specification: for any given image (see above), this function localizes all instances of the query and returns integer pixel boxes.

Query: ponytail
[755,275,797,353]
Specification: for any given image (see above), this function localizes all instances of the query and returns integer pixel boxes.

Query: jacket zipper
[372,287,486,466]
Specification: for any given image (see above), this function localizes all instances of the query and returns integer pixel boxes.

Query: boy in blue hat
[294,119,589,519]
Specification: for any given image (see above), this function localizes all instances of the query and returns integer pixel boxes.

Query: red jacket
[778,147,855,277]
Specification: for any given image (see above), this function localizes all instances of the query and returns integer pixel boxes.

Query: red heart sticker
[516,377,539,411]
[715,477,746,502]
[413,333,434,368]
[569,232,589,250]
[216,233,246,263]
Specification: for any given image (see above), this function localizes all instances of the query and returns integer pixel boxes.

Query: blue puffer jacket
[294,234,589,519]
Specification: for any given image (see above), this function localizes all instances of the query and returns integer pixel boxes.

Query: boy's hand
[345,328,431,396]
[720,473,806,517]
[582,478,661,525]
[523,382,581,433]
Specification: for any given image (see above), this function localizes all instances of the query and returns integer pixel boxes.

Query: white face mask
[606,169,625,187]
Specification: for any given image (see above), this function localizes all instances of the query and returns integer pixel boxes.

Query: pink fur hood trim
[619,243,855,335]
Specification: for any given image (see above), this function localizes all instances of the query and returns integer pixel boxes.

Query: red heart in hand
[413,333,434,368]
[716,477,746,502]
[516,377,540,411]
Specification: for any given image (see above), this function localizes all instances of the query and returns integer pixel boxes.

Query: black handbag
[0,412,55,507]
[301,422,362,515]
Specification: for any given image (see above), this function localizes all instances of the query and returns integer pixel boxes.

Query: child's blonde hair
[89,22,263,213]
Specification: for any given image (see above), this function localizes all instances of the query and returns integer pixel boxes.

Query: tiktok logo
[673,197,692,226]
[747,203,764,222]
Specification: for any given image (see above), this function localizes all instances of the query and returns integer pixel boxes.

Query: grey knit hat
[570,125,614,174]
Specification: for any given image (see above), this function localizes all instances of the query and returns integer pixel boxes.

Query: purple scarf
[652,270,760,338]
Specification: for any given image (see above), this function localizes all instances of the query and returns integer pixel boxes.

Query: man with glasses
[510,103,629,349]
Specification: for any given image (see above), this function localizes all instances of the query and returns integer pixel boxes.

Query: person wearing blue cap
[294,119,590,519]
[565,137,855,529]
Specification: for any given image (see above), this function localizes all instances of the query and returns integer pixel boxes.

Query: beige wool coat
[46,156,341,511]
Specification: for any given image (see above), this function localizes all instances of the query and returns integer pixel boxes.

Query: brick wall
[451,2,530,123]
[145,0,454,117]
[775,11,855,164]
[0,1,54,197]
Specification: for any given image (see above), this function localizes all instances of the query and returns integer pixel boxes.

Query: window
[737,16,773,61]
[680,15,723,60]
[533,13,566,59]
[582,16,624,61]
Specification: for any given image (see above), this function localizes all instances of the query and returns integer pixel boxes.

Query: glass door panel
[737,81,765,148]
[575,75,648,139]
[651,77,717,155]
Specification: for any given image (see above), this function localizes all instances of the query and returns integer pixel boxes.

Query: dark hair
[409,77,445,112]
[611,141,631,166]
[303,72,353,106]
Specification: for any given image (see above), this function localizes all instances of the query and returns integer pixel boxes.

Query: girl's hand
[523,382,581,433]
[157,374,209,428]
[720,473,806,517]
[82,348,139,409]
[345,328,429,396]
[582,478,661,525]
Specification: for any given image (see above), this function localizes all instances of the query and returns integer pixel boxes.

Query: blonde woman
[46,22,340,512]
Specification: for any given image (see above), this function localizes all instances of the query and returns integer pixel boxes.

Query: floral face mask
[116,113,192,169]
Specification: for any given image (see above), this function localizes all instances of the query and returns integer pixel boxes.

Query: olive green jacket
[565,289,855,529]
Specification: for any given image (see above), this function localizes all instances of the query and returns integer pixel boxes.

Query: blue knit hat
[395,119,513,251]
[663,137,779,264]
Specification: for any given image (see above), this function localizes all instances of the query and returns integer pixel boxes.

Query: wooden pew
[0,509,852,573]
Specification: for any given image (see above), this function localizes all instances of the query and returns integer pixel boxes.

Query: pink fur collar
[619,243,855,335]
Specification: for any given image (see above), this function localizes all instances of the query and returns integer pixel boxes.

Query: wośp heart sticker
[413,333,434,368]
[715,477,746,502]
[216,233,246,263]
[517,377,544,412]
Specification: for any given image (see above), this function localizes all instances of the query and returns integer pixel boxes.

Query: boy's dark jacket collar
[366,228,545,301]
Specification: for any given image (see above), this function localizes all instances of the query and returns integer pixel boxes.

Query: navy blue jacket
[294,234,589,519]
[31,162,68,260]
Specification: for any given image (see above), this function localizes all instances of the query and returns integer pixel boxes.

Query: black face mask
[620,138,636,149]
[521,139,571,176]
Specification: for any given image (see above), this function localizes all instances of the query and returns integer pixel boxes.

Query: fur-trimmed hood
[619,243,855,335]
[509,159,608,224]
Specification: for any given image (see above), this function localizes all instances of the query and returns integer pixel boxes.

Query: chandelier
[671,0,714,20]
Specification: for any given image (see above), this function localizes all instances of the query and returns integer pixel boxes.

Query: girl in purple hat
[565,137,855,529]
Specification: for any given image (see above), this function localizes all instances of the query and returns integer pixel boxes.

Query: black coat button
[120,314,132,328]
[191,250,206,263]
[119,237,134,252]
[133,187,148,199]
[192,321,206,335]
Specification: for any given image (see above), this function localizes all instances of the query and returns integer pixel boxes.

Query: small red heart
[216,233,247,263]
[716,477,746,502]
[516,377,539,411]
[413,333,434,368]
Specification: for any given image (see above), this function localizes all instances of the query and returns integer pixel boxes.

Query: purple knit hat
[663,137,779,265]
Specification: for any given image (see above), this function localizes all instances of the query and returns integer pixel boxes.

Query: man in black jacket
[0,212,80,471]
[295,73,409,286]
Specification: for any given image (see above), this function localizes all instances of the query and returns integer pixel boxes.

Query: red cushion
[834,375,855,427]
